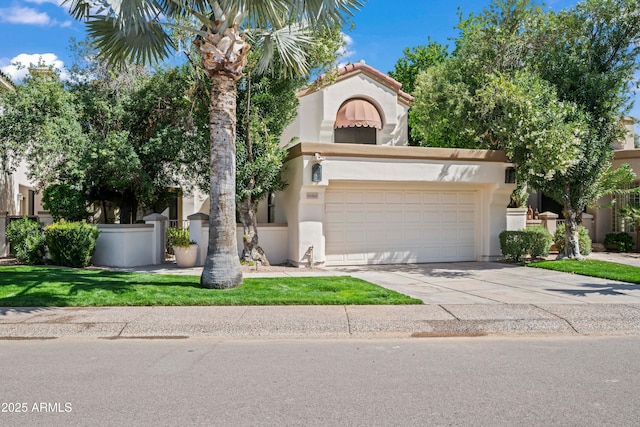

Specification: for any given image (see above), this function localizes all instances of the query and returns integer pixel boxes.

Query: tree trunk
[200,73,243,289]
[560,185,583,260]
[238,197,270,266]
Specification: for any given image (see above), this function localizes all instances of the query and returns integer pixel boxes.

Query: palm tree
[63,0,362,288]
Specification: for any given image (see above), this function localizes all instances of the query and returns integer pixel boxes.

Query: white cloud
[0,53,68,82]
[24,0,65,6]
[337,33,356,68]
[0,6,51,25]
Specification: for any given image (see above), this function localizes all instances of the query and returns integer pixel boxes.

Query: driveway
[329,260,640,304]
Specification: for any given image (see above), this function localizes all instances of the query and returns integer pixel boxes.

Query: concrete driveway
[329,261,640,305]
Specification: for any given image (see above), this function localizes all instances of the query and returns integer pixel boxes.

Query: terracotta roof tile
[302,61,414,106]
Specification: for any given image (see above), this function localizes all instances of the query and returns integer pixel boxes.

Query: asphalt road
[1,336,639,426]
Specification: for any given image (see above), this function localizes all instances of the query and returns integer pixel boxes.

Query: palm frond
[251,24,314,77]
[87,17,174,66]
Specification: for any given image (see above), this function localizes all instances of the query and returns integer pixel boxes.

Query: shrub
[167,228,192,249]
[499,230,529,262]
[524,226,552,259]
[553,223,592,256]
[6,217,46,265]
[604,232,634,252]
[42,184,88,222]
[45,221,99,267]
[499,227,552,262]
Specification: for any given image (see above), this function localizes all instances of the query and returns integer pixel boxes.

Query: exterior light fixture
[311,152,325,183]
[311,163,322,182]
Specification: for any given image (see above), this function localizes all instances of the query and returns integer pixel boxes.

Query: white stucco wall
[92,224,156,267]
[280,143,513,266]
[0,160,43,216]
[280,72,410,148]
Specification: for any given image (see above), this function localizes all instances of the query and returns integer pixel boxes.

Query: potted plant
[168,228,198,267]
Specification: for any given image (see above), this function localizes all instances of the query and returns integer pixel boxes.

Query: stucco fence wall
[89,213,289,268]
[187,213,288,267]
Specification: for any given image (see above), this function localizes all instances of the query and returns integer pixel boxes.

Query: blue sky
[0,0,637,126]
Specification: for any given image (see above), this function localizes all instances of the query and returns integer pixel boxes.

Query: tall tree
[530,0,640,258]
[412,0,640,259]
[412,0,582,207]
[389,41,449,145]
[0,67,87,187]
[64,0,363,289]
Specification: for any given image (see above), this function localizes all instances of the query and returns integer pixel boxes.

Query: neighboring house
[526,117,639,244]
[0,71,45,218]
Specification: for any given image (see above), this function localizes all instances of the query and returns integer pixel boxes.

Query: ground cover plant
[529,259,640,284]
[0,266,421,307]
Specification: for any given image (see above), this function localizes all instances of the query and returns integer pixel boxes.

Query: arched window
[334,99,382,144]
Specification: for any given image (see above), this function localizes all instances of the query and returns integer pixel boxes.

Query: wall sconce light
[311,152,325,183]
[311,163,322,182]
[17,193,24,201]
[505,167,516,184]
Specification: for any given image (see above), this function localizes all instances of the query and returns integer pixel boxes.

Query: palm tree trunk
[200,73,243,289]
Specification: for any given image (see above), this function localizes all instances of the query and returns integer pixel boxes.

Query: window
[613,182,640,233]
[334,127,376,144]
[28,190,35,216]
[268,192,276,223]
[333,98,382,145]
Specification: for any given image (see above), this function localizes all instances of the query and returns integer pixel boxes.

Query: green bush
[45,221,99,267]
[167,227,192,250]
[499,227,552,262]
[553,223,592,256]
[604,232,634,252]
[525,226,553,259]
[42,184,88,222]
[6,217,46,265]
[499,230,529,262]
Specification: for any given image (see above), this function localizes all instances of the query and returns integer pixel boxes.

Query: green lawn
[0,266,421,307]
[528,259,640,284]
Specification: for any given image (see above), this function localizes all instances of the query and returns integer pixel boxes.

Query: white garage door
[325,185,477,265]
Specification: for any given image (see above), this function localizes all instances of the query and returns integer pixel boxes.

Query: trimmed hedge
[6,217,46,265]
[553,223,591,256]
[45,221,100,267]
[499,226,552,262]
[604,232,633,252]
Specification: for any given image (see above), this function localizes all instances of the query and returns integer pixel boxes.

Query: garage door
[325,186,477,265]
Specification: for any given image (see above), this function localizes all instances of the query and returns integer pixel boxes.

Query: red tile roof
[301,61,414,106]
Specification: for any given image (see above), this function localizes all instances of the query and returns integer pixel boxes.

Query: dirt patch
[0,257,18,266]
[240,263,323,273]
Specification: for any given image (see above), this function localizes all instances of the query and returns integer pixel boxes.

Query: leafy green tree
[412,0,640,259]
[64,0,362,289]
[389,41,448,145]
[529,0,640,259]
[412,1,583,207]
[42,183,89,222]
[0,67,87,186]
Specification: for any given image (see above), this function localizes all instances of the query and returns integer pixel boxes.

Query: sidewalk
[2,253,640,339]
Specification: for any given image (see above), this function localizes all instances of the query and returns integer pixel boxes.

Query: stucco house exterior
[1,71,45,229]
[3,62,638,266]
[258,62,515,266]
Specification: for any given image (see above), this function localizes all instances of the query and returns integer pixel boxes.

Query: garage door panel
[325,187,477,265]
[366,192,384,203]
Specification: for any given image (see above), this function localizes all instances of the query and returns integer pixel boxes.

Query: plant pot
[174,244,198,268]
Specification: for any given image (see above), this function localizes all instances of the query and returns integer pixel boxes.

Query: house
[4,61,636,266]
[264,62,516,266]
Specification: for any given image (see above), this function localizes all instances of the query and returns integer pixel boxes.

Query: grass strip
[528,259,640,284]
[0,266,421,307]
